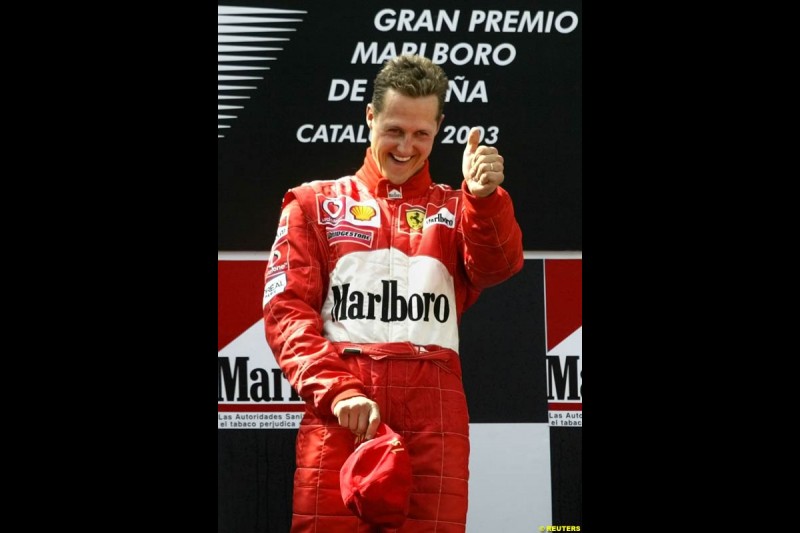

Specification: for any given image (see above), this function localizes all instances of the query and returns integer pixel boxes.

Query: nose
[396,134,411,154]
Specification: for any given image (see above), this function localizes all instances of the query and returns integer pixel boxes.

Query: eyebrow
[383,123,433,134]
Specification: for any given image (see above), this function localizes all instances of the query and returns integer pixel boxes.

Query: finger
[471,158,488,179]
[356,406,371,436]
[348,408,361,432]
[463,127,481,157]
[338,405,357,432]
[337,410,350,430]
[472,161,492,180]
[364,405,381,440]
[480,156,505,176]
[471,146,498,168]
[471,152,499,177]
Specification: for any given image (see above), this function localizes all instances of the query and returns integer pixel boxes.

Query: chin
[387,175,410,186]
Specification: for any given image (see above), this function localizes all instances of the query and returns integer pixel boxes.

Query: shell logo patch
[349,204,376,221]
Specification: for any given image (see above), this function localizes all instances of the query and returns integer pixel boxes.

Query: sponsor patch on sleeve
[267,241,289,274]
[263,273,287,306]
[273,213,289,246]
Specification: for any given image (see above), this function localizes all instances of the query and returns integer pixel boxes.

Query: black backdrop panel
[460,260,548,423]
[218,0,582,251]
[218,429,296,533]
[550,427,582,524]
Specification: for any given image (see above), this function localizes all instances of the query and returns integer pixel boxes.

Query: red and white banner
[218,259,304,429]
[544,259,582,427]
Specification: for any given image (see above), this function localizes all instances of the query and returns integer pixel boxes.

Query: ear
[366,103,375,129]
[435,114,445,134]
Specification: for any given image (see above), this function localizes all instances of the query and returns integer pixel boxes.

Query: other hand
[462,127,504,198]
[332,395,381,445]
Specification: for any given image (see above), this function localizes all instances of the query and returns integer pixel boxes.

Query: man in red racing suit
[263,55,523,533]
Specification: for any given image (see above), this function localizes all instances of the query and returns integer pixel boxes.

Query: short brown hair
[371,55,449,120]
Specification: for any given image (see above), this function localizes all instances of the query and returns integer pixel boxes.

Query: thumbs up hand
[462,127,504,198]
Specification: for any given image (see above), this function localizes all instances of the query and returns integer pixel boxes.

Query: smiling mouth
[391,154,412,163]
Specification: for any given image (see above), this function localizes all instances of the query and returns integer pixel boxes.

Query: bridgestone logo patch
[326,227,374,247]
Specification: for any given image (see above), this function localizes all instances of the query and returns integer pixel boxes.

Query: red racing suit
[263,148,523,533]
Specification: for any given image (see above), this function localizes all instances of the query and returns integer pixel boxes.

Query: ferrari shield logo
[405,208,425,231]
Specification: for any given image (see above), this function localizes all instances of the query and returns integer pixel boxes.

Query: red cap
[339,422,413,527]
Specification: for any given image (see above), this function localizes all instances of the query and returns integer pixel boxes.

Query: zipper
[388,200,397,340]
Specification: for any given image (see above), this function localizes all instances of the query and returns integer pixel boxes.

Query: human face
[366,89,442,185]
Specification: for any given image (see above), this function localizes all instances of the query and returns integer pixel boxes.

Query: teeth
[393,155,411,162]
